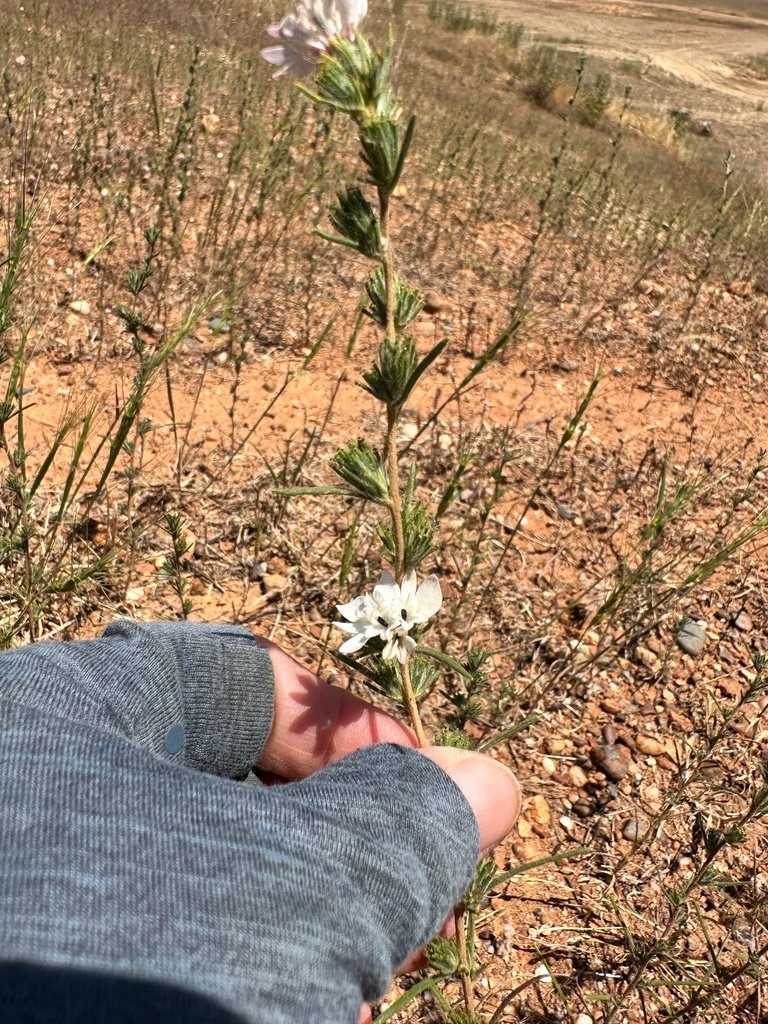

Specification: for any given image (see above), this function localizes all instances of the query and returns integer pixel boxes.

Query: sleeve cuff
[105,621,275,779]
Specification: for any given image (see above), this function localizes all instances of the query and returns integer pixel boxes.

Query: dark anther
[401,608,408,619]
[377,616,388,628]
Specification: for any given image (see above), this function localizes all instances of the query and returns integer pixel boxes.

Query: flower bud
[331,439,390,503]
[361,334,418,407]
[364,267,424,332]
[328,186,383,259]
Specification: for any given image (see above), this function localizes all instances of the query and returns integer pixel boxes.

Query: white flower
[261,0,368,79]
[306,0,368,36]
[335,567,442,664]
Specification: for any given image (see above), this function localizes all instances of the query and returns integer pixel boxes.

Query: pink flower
[261,0,368,79]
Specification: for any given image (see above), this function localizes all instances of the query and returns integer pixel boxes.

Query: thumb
[421,746,521,854]
[283,743,519,1015]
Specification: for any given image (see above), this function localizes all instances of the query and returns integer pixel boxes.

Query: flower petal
[260,11,328,78]
[396,634,417,663]
[374,569,398,591]
[339,633,368,654]
[260,45,288,64]
[339,0,367,35]
[412,574,442,622]
[333,620,361,635]
[381,637,395,660]
[336,596,365,622]
[372,570,401,616]
[400,566,417,606]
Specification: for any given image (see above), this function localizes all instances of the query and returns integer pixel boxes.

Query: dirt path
[484,0,768,100]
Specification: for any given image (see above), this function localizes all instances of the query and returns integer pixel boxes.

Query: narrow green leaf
[313,228,367,252]
[391,113,416,190]
[476,717,540,751]
[303,312,337,369]
[492,847,592,886]
[273,485,366,498]
[416,644,474,679]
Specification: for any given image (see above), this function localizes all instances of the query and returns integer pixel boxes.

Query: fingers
[393,747,520,976]
[258,641,416,779]
[395,913,456,974]
[257,647,523,853]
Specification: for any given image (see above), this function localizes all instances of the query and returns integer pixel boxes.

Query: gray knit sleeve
[0,620,274,778]
[0,623,481,1023]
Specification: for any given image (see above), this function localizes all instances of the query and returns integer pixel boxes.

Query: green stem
[454,906,476,1017]
[401,659,425,747]
[605,842,733,1023]
[378,188,396,342]
[379,183,425,748]
[385,407,405,579]
[373,976,450,1024]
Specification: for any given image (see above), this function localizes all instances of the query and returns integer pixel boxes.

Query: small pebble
[622,818,648,841]
[590,743,629,781]
[635,734,665,756]
[546,737,566,754]
[676,618,706,657]
[517,818,533,839]
[541,755,557,774]
[572,799,594,818]
[207,315,231,333]
[575,1015,594,1024]
[600,697,625,715]
[731,917,755,949]
[249,560,268,581]
[656,753,677,772]
[534,963,553,983]
[733,609,752,632]
[261,572,290,592]
[528,794,551,825]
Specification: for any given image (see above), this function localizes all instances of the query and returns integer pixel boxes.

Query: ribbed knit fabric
[0,621,479,1023]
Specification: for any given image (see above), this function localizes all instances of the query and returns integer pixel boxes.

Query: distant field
[637,0,767,15]
[447,0,768,179]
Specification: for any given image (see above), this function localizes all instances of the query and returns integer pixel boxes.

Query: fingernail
[425,748,521,852]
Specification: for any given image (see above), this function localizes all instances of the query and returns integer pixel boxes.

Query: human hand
[0,621,520,1024]
[261,641,522,1023]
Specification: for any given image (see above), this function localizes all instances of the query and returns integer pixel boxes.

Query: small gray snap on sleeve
[0,619,275,780]
[106,620,275,779]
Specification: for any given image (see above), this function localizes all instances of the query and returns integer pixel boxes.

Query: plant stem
[378,188,396,342]
[401,659,426,747]
[605,835,743,1023]
[384,354,424,747]
[454,907,476,1017]
[0,421,35,641]
[380,186,426,748]
[385,407,405,578]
